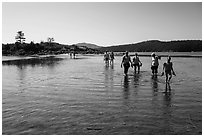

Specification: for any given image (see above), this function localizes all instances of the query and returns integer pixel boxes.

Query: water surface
[2,54,202,135]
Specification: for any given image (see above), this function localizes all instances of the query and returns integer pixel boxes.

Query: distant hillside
[99,40,202,52]
[75,43,101,49]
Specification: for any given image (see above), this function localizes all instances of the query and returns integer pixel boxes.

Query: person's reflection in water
[105,62,109,70]
[164,83,172,109]
[110,63,114,69]
[104,63,114,91]
[162,83,173,133]
[123,75,130,100]
[165,83,171,93]
[104,64,109,89]
[132,74,141,95]
[151,75,158,95]
[133,74,140,88]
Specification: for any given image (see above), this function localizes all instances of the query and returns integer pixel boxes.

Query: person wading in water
[151,52,160,76]
[132,53,142,74]
[121,51,133,76]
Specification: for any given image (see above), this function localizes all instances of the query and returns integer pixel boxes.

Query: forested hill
[2,42,102,56]
[99,40,202,52]
[75,42,102,49]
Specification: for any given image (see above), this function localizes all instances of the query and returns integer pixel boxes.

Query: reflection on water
[2,56,64,68]
[17,65,27,93]
[162,84,173,133]
[165,83,171,92]
[104,63,114,91]
[110,64,114,69]
[133,74,141,88]
[123,76,129,91]
[122,73,141,102]
[2,55,202,135]
[151,75,158,95]
[163,91,172,107]
[123,75,129,100]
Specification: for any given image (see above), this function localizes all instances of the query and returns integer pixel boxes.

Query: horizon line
[2,39,202,47]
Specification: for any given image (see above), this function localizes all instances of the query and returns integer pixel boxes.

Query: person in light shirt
[104,51,110,65]
[151,52,160,76]
[132,53,142,74]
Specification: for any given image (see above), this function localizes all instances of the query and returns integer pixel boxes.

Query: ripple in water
[2,55,202,135]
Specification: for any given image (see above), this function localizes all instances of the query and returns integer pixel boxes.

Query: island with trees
[2,31,102,56]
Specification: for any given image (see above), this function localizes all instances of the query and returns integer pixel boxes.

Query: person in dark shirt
[162,56,176,83]
[121,51,133,76]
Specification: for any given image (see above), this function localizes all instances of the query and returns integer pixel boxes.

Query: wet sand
[2,54,202,134]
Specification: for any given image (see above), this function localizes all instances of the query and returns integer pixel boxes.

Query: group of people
[104,51,115,65]
[70,51,76,59]
[121,52,142,75]
[104,51,176,84]
[149,52,176,84]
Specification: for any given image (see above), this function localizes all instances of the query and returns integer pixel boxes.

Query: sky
[2,2,202,46]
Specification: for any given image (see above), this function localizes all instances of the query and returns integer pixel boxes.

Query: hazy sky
[2,2,202,46]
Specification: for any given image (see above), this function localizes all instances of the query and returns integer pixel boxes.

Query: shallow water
[2,54,202,135]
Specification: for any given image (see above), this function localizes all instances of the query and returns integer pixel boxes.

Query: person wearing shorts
[121,51,132,76]
[162,56,176,83]
[132,53,142,74]
[104,51,109,65]
[151,52,159,75]
[109,51,115,65]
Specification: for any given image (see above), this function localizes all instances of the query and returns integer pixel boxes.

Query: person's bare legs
[134,66,136,74]
[165,73,169,83]
[168,74,172,83]
[138,66,140,74]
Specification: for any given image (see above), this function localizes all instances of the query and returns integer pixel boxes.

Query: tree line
[2,31,101,56]
[3,31,202,56]
[2,42,102,56]
[99,40,202,52]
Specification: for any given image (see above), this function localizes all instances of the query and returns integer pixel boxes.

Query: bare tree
[47,37,54,44]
